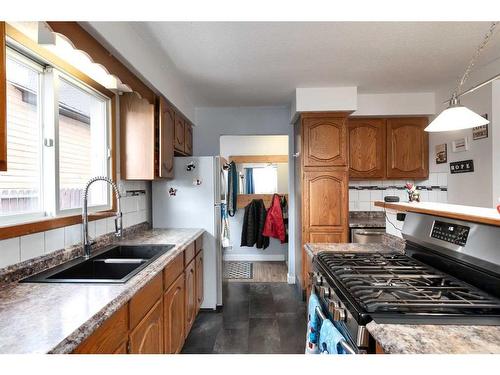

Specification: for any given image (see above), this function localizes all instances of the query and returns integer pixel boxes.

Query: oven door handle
[338,339,356,355]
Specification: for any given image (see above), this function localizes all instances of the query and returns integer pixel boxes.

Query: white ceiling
[134,22,500,107]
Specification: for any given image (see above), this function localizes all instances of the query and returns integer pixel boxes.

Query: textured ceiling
[133,22,500,106]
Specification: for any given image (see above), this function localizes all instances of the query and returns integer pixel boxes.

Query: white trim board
[223,254,286,262]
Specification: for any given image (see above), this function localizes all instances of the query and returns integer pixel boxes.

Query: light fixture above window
[425,22,498,133]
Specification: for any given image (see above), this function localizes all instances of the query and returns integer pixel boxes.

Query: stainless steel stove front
[311,271,370,350]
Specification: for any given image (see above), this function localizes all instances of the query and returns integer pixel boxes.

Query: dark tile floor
[181,282,307,354]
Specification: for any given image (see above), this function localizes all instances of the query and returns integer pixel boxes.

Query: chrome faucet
[82,176,123,259]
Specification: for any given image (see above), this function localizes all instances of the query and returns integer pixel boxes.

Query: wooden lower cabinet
[195,250,204,313]
[129,299,164,354]
[73,239,204,354]
[184,260,197,336]
[164,273,185,354]
[73,305,129,354]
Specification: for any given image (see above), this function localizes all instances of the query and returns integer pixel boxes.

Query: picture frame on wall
[472,123,488,140]
[435,143,447,164]
[452,137,469,152]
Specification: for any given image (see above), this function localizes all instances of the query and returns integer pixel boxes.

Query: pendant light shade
[425,104,489,132]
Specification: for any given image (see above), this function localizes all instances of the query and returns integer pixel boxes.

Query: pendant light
[425,22,498,133]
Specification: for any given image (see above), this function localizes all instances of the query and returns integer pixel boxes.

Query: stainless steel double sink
[21,244,175,284]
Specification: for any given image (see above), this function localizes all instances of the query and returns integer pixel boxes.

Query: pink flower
[405,183,414,190]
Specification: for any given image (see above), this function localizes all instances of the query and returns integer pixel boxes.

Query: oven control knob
[333,308,347,322]
[314,274,323,286]
[320,287,331,298]
[327,299,340,315]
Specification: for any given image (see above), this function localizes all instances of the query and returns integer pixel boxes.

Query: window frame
[0,25,117,240]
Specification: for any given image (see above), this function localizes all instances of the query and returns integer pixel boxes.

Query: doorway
[220,135,290,284]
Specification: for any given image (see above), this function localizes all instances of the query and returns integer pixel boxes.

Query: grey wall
[194,107,291,156]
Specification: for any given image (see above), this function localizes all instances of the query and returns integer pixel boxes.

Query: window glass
[0,56,42,217]
[58,77,108,210]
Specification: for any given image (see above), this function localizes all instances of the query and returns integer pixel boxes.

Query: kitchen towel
[318,320,348,354]
[305,293,321,354]
[227,161,238,217]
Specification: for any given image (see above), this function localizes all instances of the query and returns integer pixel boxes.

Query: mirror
[237,162,288,194]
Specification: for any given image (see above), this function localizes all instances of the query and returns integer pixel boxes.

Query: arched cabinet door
[302,116,348,167]
[158,96,174,179]
[164,273,185,354]
[386,117,429,179]
[129,299,164,354]
[348,118,386,179]
[303,170,348,232]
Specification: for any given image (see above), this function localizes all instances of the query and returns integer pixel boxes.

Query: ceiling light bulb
[425,97,489,132]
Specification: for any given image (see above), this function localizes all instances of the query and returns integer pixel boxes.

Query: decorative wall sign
[435,143,447,164]
[450,159,474,174]
[472,124,488,140]
[452,137,469,152]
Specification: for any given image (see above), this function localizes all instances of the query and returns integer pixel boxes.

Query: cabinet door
[0,22,6,171]
[158,97,174,179]
[120,92,155,180]
[74,305,129,354]
[164,273,185,354]
[184,122,193,156]
[174,113,185,152]
[303,170,348,233]
[303,116,348,167]
[308,231,345,243]
[129,299,164,354]
[386,117,429,179]
[184,260,196,336]
[349,118,386,179]
[195,250,204,313]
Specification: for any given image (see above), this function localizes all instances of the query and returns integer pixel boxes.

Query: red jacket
[262,194,286,243]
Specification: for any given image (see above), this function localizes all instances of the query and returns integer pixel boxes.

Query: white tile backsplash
[44,228,65,254]
[20,233,45,261]
[0,238,20,268]
[349,172,448,212]
[0,184,151,271]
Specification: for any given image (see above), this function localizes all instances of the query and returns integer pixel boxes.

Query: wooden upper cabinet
[163,273,185,354]
[120,92,155,180]
[302,114,348,167]
[74,305,129,354]
[129,299,164,354]
[0,22,6,172]
[184,259,196,336]
[174,113,185,152]
[386,117,429,179]
[303,170,348,232]
[195,250,204,313]
[158,96,174,179]
[184,122,193,155]
[348,118,386,179]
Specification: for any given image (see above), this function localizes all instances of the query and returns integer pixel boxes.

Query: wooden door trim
[0,22,6,172]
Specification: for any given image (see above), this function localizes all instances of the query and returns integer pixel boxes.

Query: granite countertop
[0,227,204,354]
[349,211,386,228]
[304,242,401,258]
[367,322,500,354]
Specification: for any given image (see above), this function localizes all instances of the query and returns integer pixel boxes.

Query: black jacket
[241,199,269,249]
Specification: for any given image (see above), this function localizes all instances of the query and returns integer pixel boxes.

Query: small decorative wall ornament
[186,161,196,172]
[405,183,420,202]
[452,137,469,152]
[472,122,488,140]
[168,188,177,196]
[435,143,447,164]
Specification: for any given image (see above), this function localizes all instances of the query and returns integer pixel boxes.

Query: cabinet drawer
[163,252,184,290]
[184,241,196,266]
[74,304,128,354]
[129,273,163,329]
[195,235,203,254]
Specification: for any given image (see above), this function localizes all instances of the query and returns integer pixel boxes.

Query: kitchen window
[0,46,112,225]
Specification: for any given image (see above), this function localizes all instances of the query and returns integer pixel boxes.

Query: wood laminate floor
[181,282,306,354]
[224,261,288,283]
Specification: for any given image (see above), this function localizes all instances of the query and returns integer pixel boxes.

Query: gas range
[311,212,500,352]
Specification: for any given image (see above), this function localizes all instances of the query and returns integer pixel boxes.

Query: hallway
[181,282,306,354]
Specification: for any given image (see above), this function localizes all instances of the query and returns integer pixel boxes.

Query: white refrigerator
[152,156,225,309]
